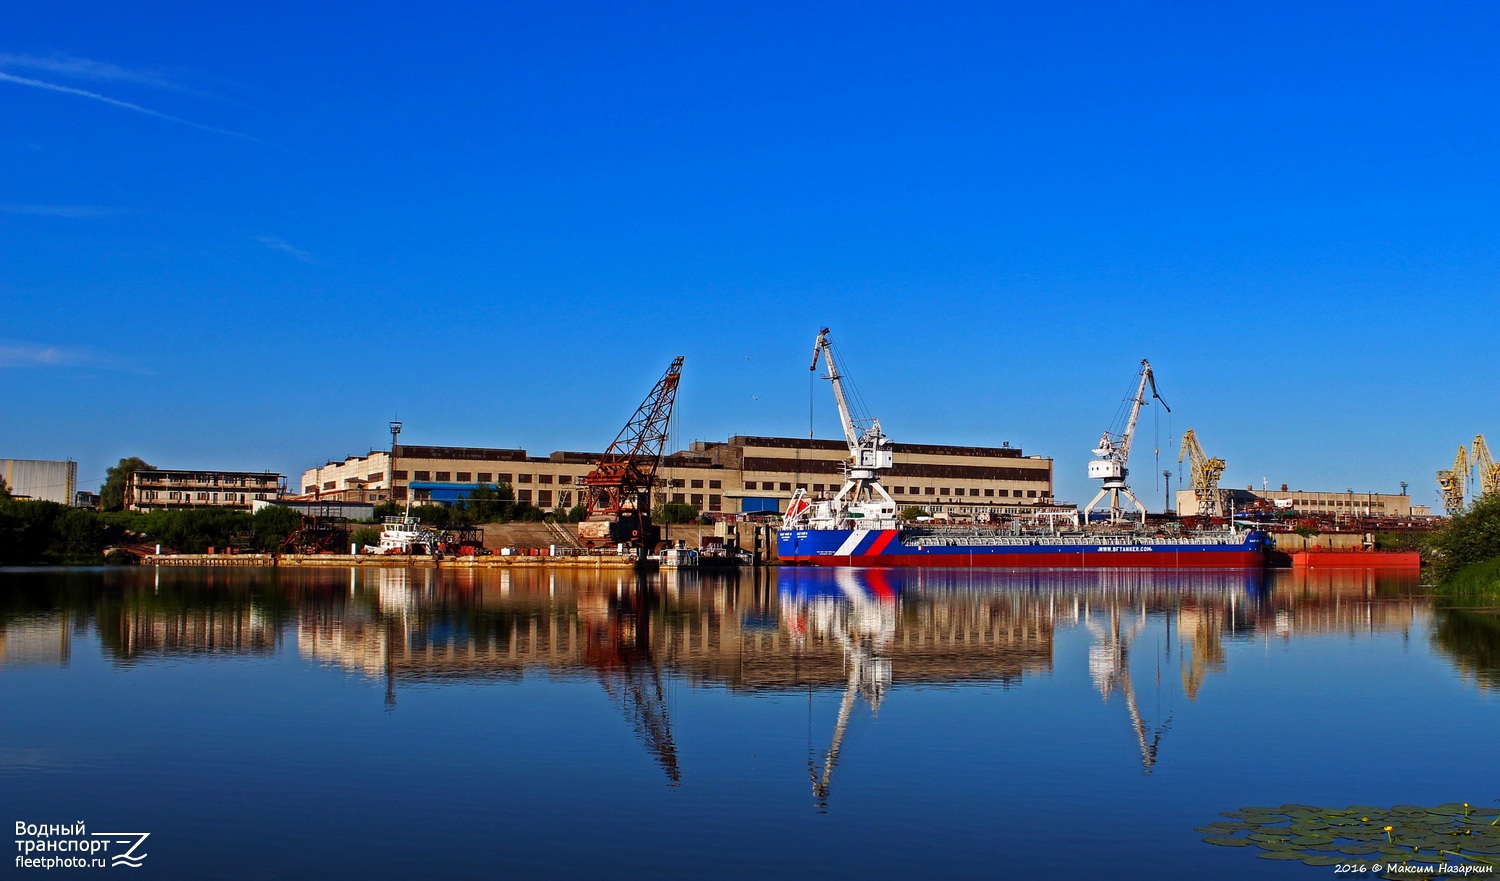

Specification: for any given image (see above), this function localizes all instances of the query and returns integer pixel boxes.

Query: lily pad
[1201,836,1249,847]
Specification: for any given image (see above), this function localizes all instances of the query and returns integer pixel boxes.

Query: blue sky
[3,1,1496,507]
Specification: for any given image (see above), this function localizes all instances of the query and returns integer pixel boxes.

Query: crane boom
[811,328,860,452]
[1437,444,1469,516]
[579,356,685,550]
[1474,435,1499,500]
[1177,429,1227,519]
[1084,359,1170,523]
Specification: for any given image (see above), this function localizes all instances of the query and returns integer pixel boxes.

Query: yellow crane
[1474,435,1500,500]
[1178,429,1227,518]
[1437,444,1470,516]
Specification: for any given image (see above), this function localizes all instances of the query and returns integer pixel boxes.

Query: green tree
[100,457,154,512]
[899,506,928,521]
[1429,493,1500,583]
[351,526,381,549]
[252,505,305,552]
[0,475,10,499]
[653,503,698,524]
[566,503,588,523]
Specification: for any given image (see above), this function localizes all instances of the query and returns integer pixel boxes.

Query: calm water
[4,565,1498,880]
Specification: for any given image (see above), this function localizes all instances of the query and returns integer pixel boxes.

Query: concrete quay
[143,553,648,570]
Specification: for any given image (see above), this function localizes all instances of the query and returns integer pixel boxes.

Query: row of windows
[139,491,261,503]
[742,480,1041,499]
[668,493,723,511]
[1291,499,1389,509]
[665,479,722,489]
[512,490,573,507]
[397,471,576,485]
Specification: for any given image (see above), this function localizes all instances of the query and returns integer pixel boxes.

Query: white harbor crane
[787,328,898,530]
[1084,359,1170,524]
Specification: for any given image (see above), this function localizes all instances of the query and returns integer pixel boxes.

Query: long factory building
[300,435,1056,518]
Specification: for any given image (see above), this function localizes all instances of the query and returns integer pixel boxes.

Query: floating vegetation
[1200,804,1500,879]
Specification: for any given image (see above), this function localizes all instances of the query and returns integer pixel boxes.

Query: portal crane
[789,329,897,529]
[1473,435,1500,500]
[1436,444,1470,516]
[1177,429,1227,519]
[579,356,684,552]
[1084,360,1170,523]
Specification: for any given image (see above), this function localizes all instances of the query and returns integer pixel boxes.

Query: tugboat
[366,504,445,555]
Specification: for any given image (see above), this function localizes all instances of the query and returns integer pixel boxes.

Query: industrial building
[0,459,77,505]
[126,469,286,512]
[1175,486,1427,519]
[301,436,1054,518]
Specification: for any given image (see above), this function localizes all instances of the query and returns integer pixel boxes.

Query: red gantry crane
[578,356,685,552]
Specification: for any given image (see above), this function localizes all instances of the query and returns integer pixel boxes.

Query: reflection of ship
[778,526,1271,568]
[781,569,897,809]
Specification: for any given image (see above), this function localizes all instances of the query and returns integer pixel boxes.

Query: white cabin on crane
[785,328,898,530]
[1084,359,1169,523]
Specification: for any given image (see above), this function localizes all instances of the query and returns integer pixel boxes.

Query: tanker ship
[778,330,1271,569]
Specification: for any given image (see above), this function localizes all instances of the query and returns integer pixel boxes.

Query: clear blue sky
[3,1,1496,509]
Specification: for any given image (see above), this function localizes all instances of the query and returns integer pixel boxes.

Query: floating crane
[1177,429,1227,519]
[1084,360,1170,523]
[579,356,684,552]
[1473,435,1500,501]
[787,329,897,529]
[1436,444,1470,516]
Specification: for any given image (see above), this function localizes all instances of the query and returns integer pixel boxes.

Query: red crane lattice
[582,356,684,520]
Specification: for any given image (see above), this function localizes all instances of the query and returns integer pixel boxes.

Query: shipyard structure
[300,435,1055,520]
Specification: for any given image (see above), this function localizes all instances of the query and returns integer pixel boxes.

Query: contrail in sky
[0,70,257,141]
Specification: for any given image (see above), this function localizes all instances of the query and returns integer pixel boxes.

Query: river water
[3,565,1497,879]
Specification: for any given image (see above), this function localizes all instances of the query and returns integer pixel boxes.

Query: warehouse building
[1175,486,1424,518]
[300,436,1054,518]
[126,469,286,512]
[0,459,77,505]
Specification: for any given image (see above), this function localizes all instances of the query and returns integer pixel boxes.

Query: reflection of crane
[789,328,897,529]
[1437,444,1470,516]
[1178,429,1227,519]
[580,580,681,784]
[1473,436,1500,501]
[1177,607,1226,701]
[579,356,684,553]
[1085,360,1170,523]
[1085,609,1171,772]
[794,570,895,810]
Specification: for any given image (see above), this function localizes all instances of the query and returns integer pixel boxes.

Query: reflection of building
[0,616,71,666]
[99,603,278,659]
[0,458,76,504]
[126,468,285,512]
[299,436,1055,518]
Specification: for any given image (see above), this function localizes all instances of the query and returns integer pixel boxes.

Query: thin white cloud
[0,204,130,218]
[257,235,315,262]
[0,70,257,142]
[0,52,184,92]
[0,341,152,374]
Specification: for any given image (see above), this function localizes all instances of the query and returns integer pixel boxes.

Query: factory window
[969,488,980,496]
[1027,490,1037,498]
[709,479,721,489]
[535,474,550,484]
[198,493,209,501]
[323,481,336,490]
[558,475,571,485]
[538,490,552,507]
[435,471,450,481]
[709,494,722,511]
[672,493,685,504]
[517,489,531,502]
[940,487,949,495]
[997,489,1009,497]
[456,472,471,482]
[393,470,408,480]
[924,487,935,496]
[496,474,511,484]
[414,471,430,481]
[744,481,757,490]
[813,483,825,492]
[984,489,995,497]
[691,494,704,507]
[367,472,384,482]
[670,479,684,488]
[478,473,492,483]
[560,491,572,507]
[518,474,532,483]
[779,482,791,491]
[796,483,807,490]
[690,479,703,489]
[169,491,181,500]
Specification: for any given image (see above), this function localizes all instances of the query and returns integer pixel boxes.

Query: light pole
[389,421,403,503]
[1163,470,1173,515]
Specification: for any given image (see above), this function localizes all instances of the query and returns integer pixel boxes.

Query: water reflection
[0,564,1448,794]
